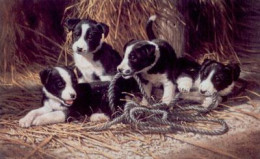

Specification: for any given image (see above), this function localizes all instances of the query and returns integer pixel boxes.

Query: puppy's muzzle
[117,68,133,79]
[200,90,206,94]
[76,47,87,54]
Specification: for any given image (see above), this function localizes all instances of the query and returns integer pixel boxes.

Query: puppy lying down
[19,66,131,127]
[176,59,241,107]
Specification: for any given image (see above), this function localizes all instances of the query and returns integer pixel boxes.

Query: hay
[0,70,259,158]
[1,0,259,77]
[1,0,257,76]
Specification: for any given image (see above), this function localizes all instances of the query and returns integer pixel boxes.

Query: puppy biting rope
[88,73,228,135]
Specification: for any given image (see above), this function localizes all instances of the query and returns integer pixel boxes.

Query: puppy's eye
[129,55,137,62]
[74,30,81,37]
[88,32,98,39]
[215,76,222,81]
[56,81,65,88]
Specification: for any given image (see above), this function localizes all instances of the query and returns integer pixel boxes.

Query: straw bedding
[0,75,259,158]
[0,0,259,158]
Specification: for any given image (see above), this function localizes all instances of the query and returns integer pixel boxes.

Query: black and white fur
[65,18,121,83]
[19,66,114,127]
[197,59,240,96]
[176,59,241,106]
[175,57,201,93]
[117,15,178,105]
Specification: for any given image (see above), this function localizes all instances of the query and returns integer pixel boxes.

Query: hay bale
[1,0,258,77]
[62,0,243,62]
[177,0,238,62]
[233,0,260,78]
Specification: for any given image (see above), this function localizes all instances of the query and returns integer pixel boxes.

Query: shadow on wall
[0,0,68,73]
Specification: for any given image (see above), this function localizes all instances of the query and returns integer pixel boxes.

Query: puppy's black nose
[70,94,76,99]
[118,68,123,73]
[200,90,206,94]
[77,47,83,52]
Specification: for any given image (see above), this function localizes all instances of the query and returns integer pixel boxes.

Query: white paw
[140,98,149,106]
[90,113,109,122]
[202,97,213,107]
[178,84,191,93]
[19,116,34,128]
[32,116,49,126]
[177,77,193,93]
[162,97,173,105]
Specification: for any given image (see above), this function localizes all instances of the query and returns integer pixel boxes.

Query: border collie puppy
[117,16,178,105]
[65,18,121,83]
[19,66,113,127]
[196,59,240,97]
[176,59,241,106]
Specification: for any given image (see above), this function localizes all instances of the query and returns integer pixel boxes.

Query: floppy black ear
[201,59,214,66]
[200,59,214,73]
[227,63,240,81]
[65,18,81,31]
[123,39,138,52]
[97,22,109,38]
[39,68,52,85]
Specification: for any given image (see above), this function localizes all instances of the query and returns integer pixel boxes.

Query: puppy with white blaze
[19,66,117,127]
[117,15,178,105]
[65,18,122,83]
[176,59,241,107]
[198,59,240,96]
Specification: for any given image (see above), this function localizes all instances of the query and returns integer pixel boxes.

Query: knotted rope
[87,73,228,135]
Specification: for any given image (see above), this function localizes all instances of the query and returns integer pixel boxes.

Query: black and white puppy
[176,59,241,106]
[196,59,240,97]
[19,66,113,127]
[117,16,178,105]
[65,18,121,83]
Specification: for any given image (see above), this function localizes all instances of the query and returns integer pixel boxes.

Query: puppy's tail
[146,15,157,40]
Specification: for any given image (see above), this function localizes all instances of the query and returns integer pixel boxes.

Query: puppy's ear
[65,18,81,31]
[227,63,241,81]
[200,59,214,73]
[39,68,52,85]
[123,39,137,52]
[201,59,214,66]
[97,23,109,38]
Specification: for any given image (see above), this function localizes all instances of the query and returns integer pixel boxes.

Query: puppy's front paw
[178,84,191,93]
[177,77,193,93]
[140,98,149,106]
[177,80,193,93]
[19,116,34,128]
[90,113,109,122]
[32,116,49,126]
[202,97,213,107]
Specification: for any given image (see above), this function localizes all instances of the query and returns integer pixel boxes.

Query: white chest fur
[44,99,67,111]
[74,53,106,82]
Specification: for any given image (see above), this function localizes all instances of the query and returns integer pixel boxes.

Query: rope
[86,73,229,135]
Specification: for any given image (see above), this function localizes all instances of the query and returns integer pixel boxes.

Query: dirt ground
[0,71,259,159]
